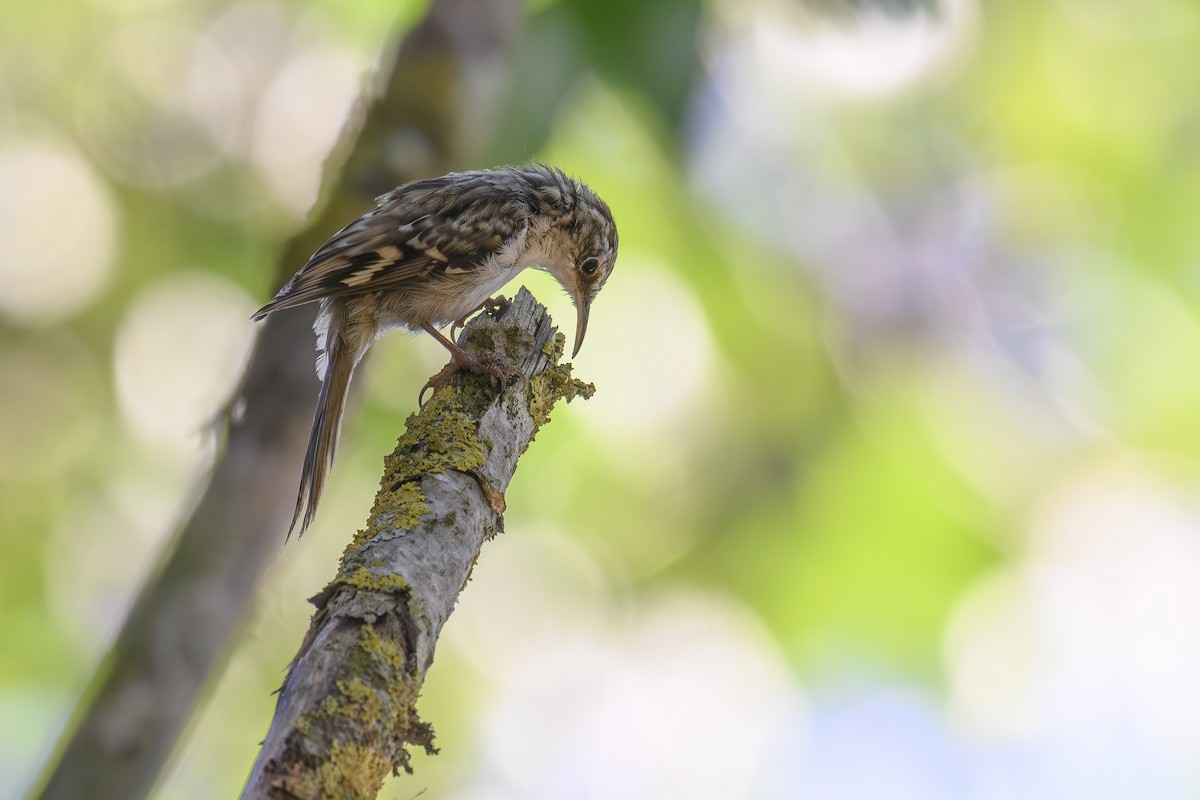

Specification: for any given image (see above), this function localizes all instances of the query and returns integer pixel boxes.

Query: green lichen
[334,677,384,727]
[542,330,566,361]
[349,481,430,553]
[293,714,316,738]
[315,741,390,800]
[342,388,493,557]
[354,622,408,676]
[290,621,434,790]
[316,562,412,603]
[388,390,488,480]
[344,567,409,595]
[529,361,596,429]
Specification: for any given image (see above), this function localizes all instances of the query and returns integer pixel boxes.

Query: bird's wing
[252,186,528,320]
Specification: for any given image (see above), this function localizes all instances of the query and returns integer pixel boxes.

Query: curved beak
[572,299,590,358]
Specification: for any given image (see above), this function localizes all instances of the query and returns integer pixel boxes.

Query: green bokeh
[4,0,1200,796]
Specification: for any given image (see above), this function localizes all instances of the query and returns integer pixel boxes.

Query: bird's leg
[449,294,510,342]
[419,321,518,406]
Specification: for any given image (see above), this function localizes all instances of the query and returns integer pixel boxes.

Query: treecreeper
[252,164,619,537]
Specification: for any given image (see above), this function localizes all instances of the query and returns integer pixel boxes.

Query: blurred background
[5,0,1200,797]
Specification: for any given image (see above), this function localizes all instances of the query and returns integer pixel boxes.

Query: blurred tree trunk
[32,2,525,799]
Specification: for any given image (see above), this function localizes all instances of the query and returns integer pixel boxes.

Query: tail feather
[289,304,357,539]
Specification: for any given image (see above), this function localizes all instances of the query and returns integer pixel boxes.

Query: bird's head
[547,183,618,357]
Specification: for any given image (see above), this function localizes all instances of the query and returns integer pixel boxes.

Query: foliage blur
[4,0,1200,797]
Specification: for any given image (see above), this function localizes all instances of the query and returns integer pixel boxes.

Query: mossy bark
[241,288,593,799]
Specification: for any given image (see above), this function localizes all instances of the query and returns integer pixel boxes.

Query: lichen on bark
[243,288,592,799]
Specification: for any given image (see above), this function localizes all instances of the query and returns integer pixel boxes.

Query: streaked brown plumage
[253,164,618,538]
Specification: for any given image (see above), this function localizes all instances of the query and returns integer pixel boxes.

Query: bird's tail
[289,302,358,539]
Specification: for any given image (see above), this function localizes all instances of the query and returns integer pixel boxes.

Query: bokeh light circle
[114,271,257,455]
[0,138,117,323]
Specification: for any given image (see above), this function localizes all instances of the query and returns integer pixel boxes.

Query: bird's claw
[418,353,521,408]
[450,295,510,342]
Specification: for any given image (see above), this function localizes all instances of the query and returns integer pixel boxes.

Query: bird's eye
[581,257,600,277]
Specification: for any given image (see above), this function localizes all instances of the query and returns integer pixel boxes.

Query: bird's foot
[419,348,520,407]
[450,295,510,341]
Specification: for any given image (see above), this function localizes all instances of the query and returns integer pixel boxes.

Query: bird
[252,164,618,538]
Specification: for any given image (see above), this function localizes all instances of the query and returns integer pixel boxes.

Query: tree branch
[241,288,592,799]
